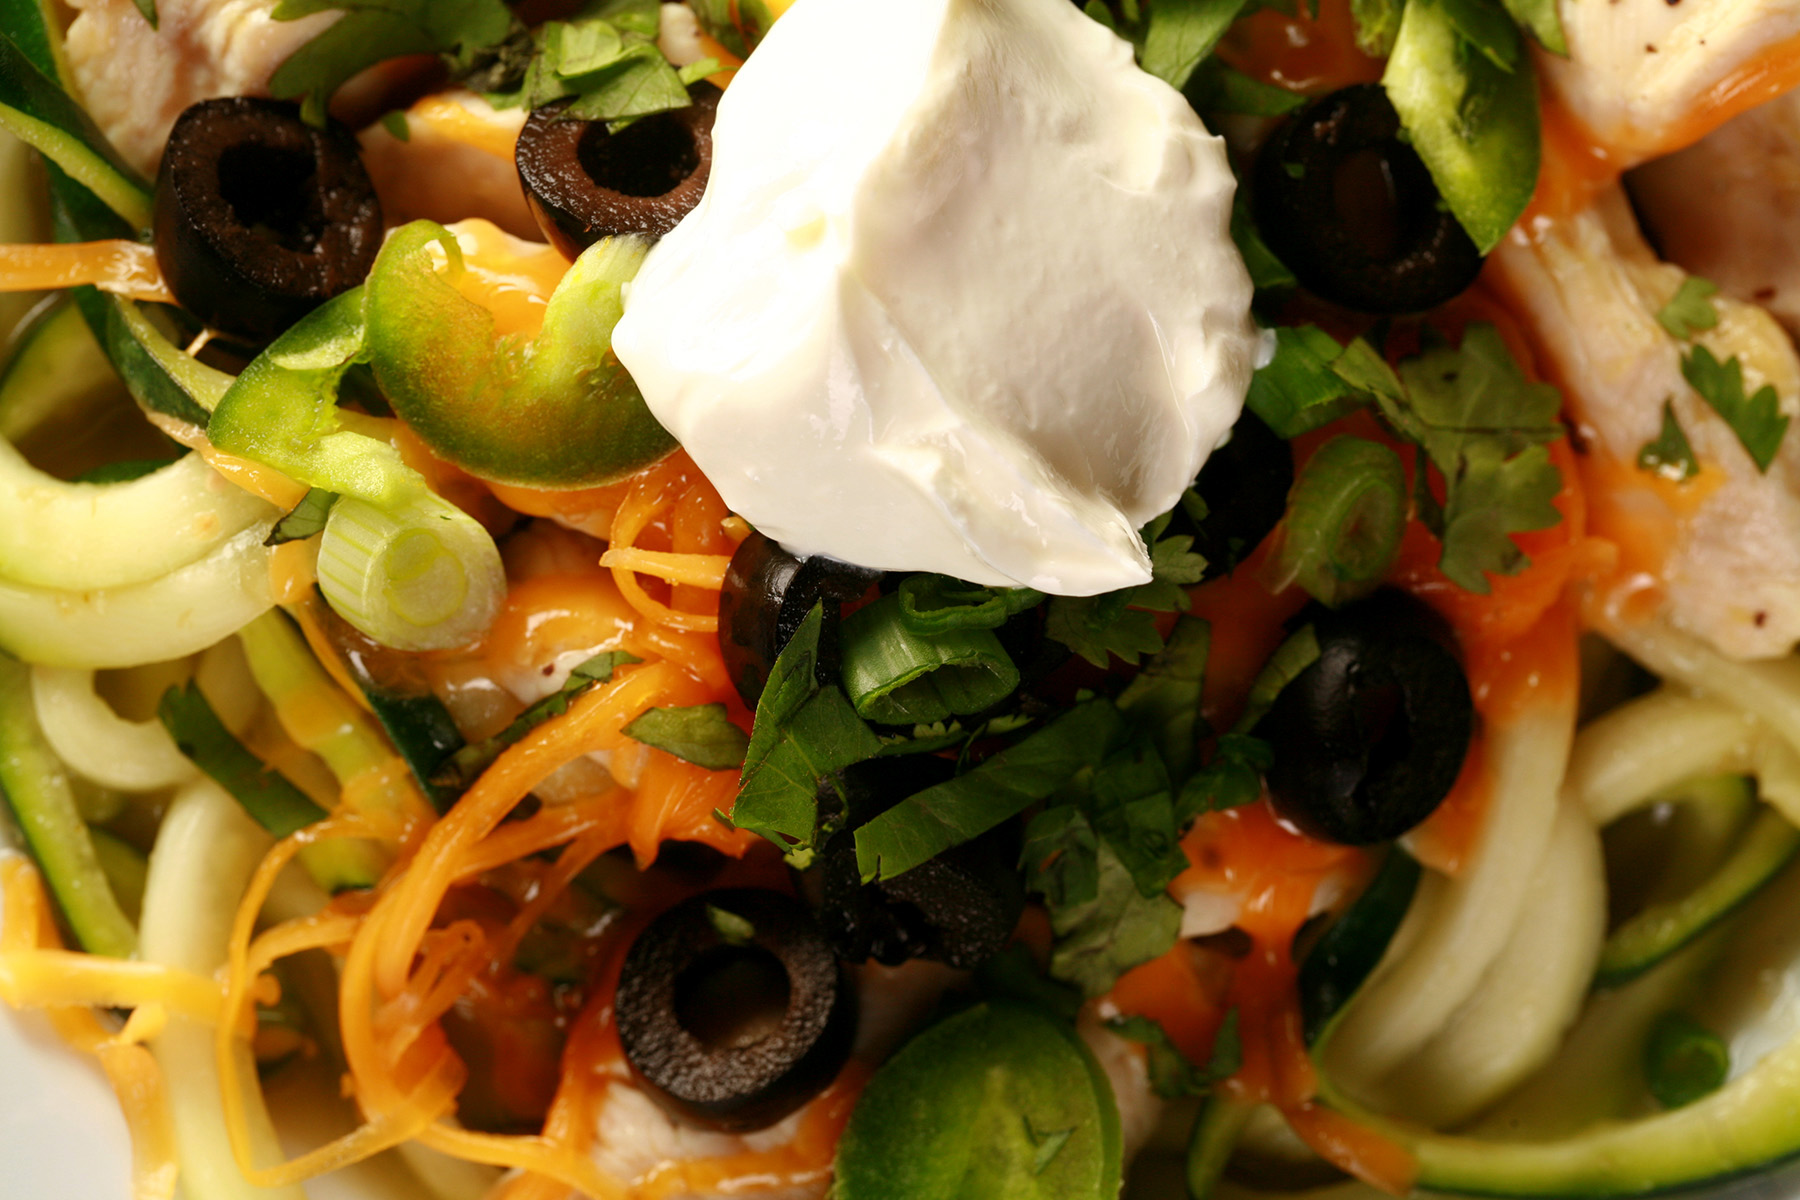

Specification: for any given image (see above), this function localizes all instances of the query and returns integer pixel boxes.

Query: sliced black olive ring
[1255,591,1474,845]
[515,83,720,259]
[614,888,856,1132]
[1252,84,1484,315]
[815,758,1025,969]
[1168,408,1293,582]
[154,97,382,344]
[717,531,884,707]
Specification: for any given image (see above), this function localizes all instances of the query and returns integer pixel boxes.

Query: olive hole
[1332,148,1400,264]
[1354,676,1410,778]
[673,945,792,1050]
[578,112,700,198]
[216,142,323,252]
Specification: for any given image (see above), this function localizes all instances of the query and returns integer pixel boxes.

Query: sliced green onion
[316,491,504,652]
[1276,435,1406,608]
[840,592,1021,726]
[1645,1012,1730,1110]
[896,573,1043,636]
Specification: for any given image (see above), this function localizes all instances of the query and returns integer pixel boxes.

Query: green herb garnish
[1638,400,1700,482]
[1681,344,1789,472]
[1657,277,1721,341]
[623,703,750,770]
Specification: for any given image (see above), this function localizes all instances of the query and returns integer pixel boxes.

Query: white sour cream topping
[611,0,1259,595]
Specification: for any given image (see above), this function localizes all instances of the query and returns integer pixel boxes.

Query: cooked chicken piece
[1491,186,1800,660]
[1630,89,1800,343]
[1539,0,1800,165]
[358,90,540,242]
[64,0,337,175]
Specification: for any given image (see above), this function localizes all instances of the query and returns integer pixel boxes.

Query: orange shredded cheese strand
[0,240,174,304]
[597,547,731,590]
[0,948,231,1026]
[606,454,724,633]
[2,860,180,1200]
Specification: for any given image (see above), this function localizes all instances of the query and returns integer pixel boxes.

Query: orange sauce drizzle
[1215,0,1383,95]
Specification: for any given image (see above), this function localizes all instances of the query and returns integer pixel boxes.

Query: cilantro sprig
[270,0,514,124]
[1681,345,1790,473]
[270,0,709,127]
[1044,508,1207,668]
[1249,322,1567,597]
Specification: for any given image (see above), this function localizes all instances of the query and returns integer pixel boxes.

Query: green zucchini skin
[0,302,274,594]
[0,654,136,956]
[1299,847,1422,1044]
[1598,804,1800,988]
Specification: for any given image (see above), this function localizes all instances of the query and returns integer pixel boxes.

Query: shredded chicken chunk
[1539,0,1800,165]
[1631,89,1800,344]
[64,0,337,175]
[1493,187,1800,659]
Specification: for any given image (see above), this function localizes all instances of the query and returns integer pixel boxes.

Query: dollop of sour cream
[611,0,1260,595]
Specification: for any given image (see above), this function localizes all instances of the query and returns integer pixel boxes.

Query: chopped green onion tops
[1277,435,1406,608]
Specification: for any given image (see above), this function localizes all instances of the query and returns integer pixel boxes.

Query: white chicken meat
[1630,88,1800,343]
[1539,0,1800,166]
[1492,186,1800,659]
[63,0,337,175]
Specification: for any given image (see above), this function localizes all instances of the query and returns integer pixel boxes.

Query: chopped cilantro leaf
[1388,324,1566,592]
[1439,440,1563,591]
[1231,194,1298,292]
[1138,0,1253,90]
[1117,615,1210,783]
[623,703,750,770]
[1045,514,1206,668]
[1106,1009,1242,1098]
[1682,344,1790,473]
[271,0,514,124]
[1176,733,1272,820]
[1045,840,1181,996]
[1185,59,1307,117]
[1657,277,1721,341]
[732,605,883,851]
[265,488,338,546]
[431,651,639,790]
[1638,399,1700,483]
[856,700,1125,881]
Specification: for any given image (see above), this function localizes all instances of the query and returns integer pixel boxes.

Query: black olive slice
[717,531,884,708]
[1255,591,1473,845]
[615,888,856,1132]
[1168,409,1293,582]
[154,97,382,344]
[813,758,1024,969]
[515,84,719,259]
[1252,85,1483,315]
